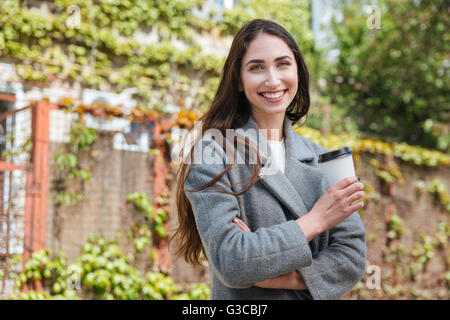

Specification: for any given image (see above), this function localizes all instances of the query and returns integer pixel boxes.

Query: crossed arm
[232,217,308,290]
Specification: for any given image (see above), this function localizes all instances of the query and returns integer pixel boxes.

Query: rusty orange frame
[22,101,58,292]
[152,120,172,272]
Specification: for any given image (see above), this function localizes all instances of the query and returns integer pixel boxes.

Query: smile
[258,89,288,102]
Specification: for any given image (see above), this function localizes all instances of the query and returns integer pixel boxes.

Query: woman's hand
[232,217,251,232]
[253,270,307,290]
[232,217,308,290]
[296,176,365,242]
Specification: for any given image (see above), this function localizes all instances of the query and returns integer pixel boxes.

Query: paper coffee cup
[318,147,356,187]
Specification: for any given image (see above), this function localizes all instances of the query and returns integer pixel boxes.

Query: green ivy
[427,178,450,212]
[0,135,32,162]
[55,191,84,206]
[411,232,435,270]
[7,249,79,299]
[351,219,449,299]
[126,192,168,238]
[386,214,405,240]
[415,178,450,213]
[0,0,314,113]
[0,0,223,105]
[53,119,96,207]
[69,122,97,152]
[5,235,210,300]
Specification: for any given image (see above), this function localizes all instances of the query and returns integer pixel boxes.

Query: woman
[170,19,367,300]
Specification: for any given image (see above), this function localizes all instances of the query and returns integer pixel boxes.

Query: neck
[251,111,285,141]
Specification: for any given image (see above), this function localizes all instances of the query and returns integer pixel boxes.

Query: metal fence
[0,104,32,299]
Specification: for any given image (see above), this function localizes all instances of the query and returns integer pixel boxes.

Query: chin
[249,101,289,117]
[264,106,289,114]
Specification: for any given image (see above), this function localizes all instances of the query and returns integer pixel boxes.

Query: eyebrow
[245,55,293,67]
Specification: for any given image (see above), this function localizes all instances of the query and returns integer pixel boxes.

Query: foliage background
[0,0,449,300]
[324,0,449,153]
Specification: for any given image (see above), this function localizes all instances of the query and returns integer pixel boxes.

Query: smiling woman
[239,33,299,139]
[170,19,367,300]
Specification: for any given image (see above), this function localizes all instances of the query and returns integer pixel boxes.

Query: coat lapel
[239,114,322,219]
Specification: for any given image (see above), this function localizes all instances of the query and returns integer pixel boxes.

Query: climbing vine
[5,236,210,300]
[415,178,450,212]
[0,134,32,163]
[0,0,314,111]
[53,119,96,206]
[126,192,168,252]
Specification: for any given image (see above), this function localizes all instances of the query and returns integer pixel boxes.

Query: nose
[264,68,281,87]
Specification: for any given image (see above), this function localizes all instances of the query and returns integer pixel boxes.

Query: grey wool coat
[183,114,367,300]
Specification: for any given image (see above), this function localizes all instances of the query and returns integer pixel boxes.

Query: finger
[232,218,246,232]
[233,217,245,231]
[234,217,245,229]
[342,181,365,198]
[237,218,251,232]
[333,176,359,190]
[345,190,365,206]
[348,199,365,213]
[233,217,251,232]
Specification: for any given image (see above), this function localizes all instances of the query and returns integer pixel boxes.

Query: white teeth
[262,90,285,99]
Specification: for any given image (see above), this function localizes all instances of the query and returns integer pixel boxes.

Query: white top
[267,138,286,174]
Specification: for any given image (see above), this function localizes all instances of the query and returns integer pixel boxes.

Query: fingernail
[357,177,361,181]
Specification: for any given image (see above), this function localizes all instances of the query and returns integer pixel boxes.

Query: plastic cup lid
[318,147,352,163]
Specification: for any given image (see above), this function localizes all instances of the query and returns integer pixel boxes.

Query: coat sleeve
[297,210,367,299]
[296,142,367,300]
[183,139,313,289]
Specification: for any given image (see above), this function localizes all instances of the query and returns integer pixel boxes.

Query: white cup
[318,147,356,188]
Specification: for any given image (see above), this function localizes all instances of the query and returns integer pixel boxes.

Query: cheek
[242,75,260,92]
[287,72,299,93]
[287,70,299,85]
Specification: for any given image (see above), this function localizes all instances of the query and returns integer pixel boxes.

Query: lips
[258,89,288,102]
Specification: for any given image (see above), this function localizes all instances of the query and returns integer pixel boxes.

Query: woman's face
[239,33,298,118]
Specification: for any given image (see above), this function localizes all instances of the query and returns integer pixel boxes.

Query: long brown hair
[169,19,311,266]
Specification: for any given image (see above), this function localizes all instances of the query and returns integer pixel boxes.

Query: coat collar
[238,114,322,219]
[240,114,315,166]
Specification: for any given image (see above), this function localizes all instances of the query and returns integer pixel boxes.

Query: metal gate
[0,100,53,298]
